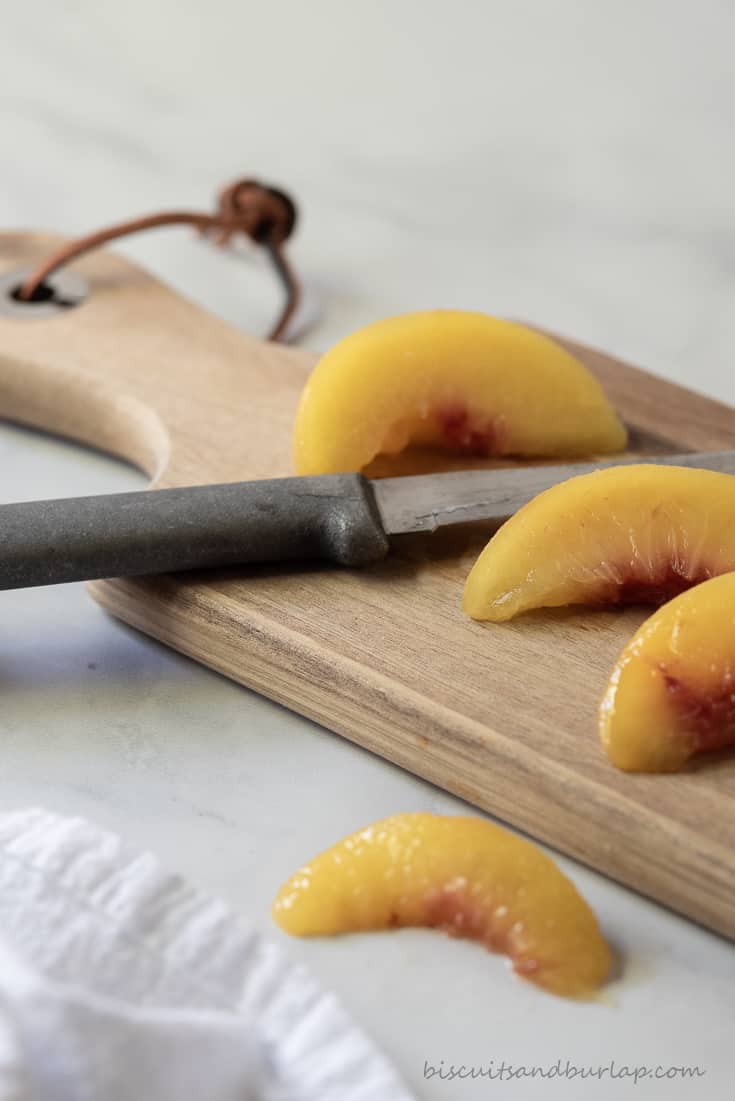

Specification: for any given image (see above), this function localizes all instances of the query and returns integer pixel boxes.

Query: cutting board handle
[0,231,316,489]
[0,347,170,479]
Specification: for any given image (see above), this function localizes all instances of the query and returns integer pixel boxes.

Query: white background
[1,2,734,1097]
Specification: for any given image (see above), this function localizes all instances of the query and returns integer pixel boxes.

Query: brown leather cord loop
[18,178,300,341]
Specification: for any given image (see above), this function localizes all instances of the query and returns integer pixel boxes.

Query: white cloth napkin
[0,808,413,1101]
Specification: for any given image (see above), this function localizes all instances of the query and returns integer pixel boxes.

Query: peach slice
[600,572,735,771]
[272,813,611,998]
[463,465,735,622]
[293,311,626,474]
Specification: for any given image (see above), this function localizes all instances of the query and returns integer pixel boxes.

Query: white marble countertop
[1,2,734,1097]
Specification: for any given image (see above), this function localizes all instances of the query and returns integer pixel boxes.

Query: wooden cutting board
[1,232,734,939]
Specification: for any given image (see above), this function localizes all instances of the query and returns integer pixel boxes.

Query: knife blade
[372,449,735,534]
[0,449,733,590]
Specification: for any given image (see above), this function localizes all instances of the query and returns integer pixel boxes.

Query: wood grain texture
[1,232,734,939]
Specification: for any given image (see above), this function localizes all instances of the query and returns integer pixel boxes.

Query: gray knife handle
[0,473,390,590]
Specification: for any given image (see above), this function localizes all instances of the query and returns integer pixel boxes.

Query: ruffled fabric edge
[0,807,412,1101]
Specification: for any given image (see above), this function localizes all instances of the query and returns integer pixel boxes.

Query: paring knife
[1,450,734,590]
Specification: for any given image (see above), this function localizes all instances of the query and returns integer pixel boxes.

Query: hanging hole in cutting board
[0,268,88,319]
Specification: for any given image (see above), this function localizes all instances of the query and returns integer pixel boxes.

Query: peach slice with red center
[600,572,735,771]
[463,465,735,622]
[293,311,626,475]
[272,813,611,998]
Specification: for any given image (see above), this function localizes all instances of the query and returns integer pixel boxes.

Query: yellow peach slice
[600,572,735,771]
[463,465,735,622]
[293,311,626,474]
[272,813,611,998]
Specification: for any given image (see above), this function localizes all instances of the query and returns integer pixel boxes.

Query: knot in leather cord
[213,179,297,247]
